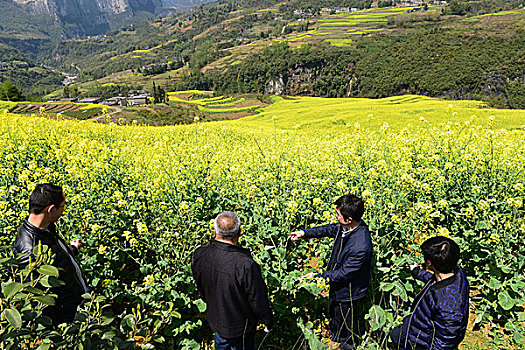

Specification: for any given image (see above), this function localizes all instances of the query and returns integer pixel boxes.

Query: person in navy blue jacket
[289,194,373,350]
[390,236,470,350]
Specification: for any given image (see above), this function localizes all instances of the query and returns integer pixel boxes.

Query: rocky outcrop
[9,0,178,36]
[266,66,356,97]
[97,0,129,14]
[55,0,110,35]
[267,74,285,95]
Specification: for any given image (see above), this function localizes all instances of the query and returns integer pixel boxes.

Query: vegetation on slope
[44,1,524,108]
[1,0,524,107]
[0,44,63,98]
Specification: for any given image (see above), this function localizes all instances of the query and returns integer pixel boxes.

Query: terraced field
[65,4,447,93]
[464,9,523,21]
[218,5,443,56]
[9,103,106,120]
[0,101,17,111]
[168,92,265,119]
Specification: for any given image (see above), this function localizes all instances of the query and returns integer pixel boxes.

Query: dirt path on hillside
[91,106,122,121]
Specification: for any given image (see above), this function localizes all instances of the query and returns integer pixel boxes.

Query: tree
[153,82,167,104]
[0,80,24,101]
[447,0,467,15]
[157,86,167,103]
[63,85,70,98]
[152,81,157,102]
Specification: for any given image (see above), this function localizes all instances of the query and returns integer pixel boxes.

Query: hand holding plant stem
[71,239,82,249]
[302,272,317,280]
[407,263,419,271]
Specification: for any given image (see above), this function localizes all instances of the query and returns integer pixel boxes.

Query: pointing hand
[289,230,305,241]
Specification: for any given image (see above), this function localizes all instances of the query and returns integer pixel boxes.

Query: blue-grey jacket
[303,222,372,301]
[403,265,469,350]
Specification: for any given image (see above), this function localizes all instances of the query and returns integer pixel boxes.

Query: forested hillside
[1,0,524,107]
[0,44,63,99]
[195,16,524,108]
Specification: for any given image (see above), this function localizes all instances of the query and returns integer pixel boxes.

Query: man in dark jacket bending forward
[290,194,373,350]
[390,236,469,350]
[13,183,87,325]
[192,211,273,350]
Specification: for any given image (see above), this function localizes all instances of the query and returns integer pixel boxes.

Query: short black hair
[334,194,364,221]
[29,184,64,214]
[420,236,460,273]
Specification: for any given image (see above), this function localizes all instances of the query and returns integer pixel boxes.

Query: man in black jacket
[290,194,372,350]
[191,211,273,350]
[13,183,87,325]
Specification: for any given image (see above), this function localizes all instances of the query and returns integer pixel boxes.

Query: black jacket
[191,241,274,338]
[13,219,88,311]
[304,221,372,301]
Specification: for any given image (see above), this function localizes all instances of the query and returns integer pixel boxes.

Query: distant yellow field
[238,95,525,131]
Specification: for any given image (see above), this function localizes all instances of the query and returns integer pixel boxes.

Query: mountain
[0,0,212,96]
[47,0,523,108]
[3,0,213,36]
[13,0,110,35]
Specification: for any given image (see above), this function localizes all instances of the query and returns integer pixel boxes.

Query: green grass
[325,38,353,47]
[62,107,105,120]
[464,9,524,21]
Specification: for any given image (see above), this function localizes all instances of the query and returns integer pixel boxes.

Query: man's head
[421,236,460,274]
[334,194,364,223]
[214,211,241,241]
[29,184,65,222]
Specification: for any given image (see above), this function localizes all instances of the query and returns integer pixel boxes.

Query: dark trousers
[329,297,369,350]
[214,332,255,350]
[389,316,427,350]
[42,298,83,326]
[43,301,79,325]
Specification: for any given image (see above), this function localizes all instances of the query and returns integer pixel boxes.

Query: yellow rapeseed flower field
[0,95,524,348]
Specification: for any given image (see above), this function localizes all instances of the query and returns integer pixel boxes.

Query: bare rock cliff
[10,0,164,35]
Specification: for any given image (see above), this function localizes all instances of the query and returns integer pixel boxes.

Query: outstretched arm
[411,266,433,283]
[303,224,339,239]
[289,230,305,241]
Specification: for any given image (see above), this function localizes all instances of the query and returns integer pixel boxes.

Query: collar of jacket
[23,218,57,239]
[433,268,458,289]
[212,240,250,254]
[340,220,365,239]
